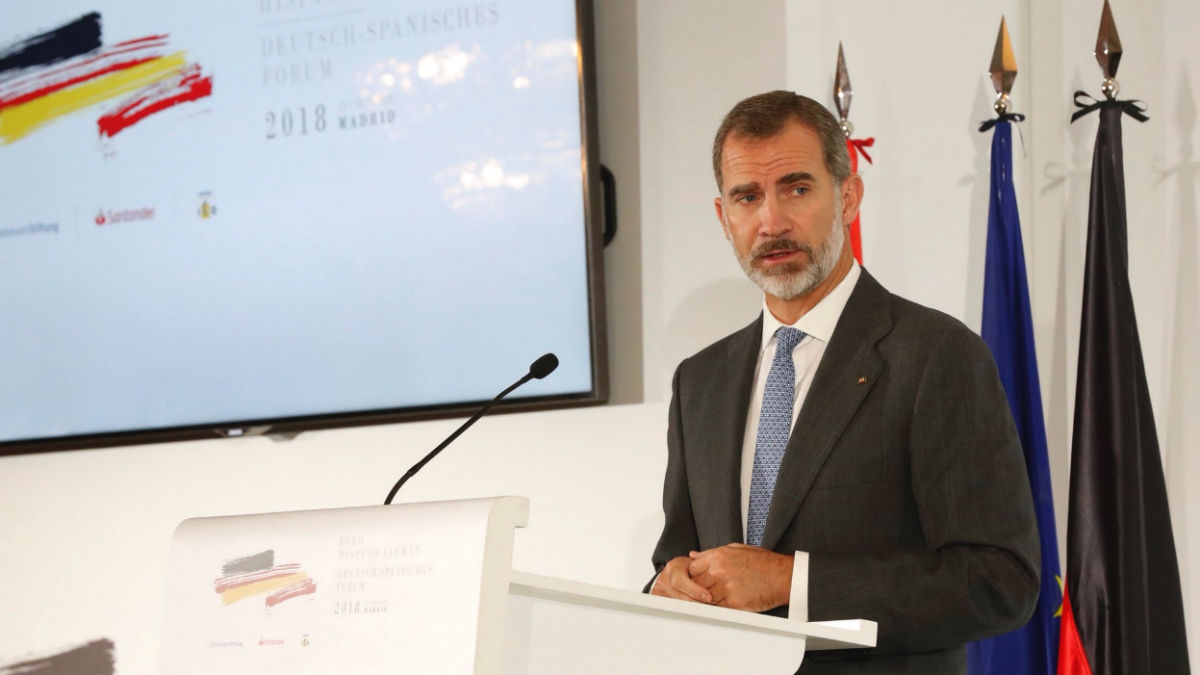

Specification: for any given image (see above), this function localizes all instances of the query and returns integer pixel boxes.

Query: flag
[966,118,1063,675]
[1058,94,1189,675]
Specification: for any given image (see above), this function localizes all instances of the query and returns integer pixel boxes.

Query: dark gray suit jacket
[650,270,1040,674]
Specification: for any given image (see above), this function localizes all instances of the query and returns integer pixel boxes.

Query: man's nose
[757,194,791,237]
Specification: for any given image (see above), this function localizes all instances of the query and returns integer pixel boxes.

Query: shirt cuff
[788,551,809,620]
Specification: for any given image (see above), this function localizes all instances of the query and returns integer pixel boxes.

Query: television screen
[0,0,606,453]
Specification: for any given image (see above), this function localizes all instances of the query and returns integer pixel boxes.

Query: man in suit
[648,91,1040,673]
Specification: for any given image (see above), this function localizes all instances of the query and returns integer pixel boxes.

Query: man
[648,91,1039,674]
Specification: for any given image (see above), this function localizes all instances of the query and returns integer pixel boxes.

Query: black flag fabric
[1058,95,1190,675]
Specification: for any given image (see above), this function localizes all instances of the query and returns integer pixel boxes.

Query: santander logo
[95,206,155,226]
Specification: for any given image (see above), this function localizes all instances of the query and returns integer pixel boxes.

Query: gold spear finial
[989,17,1017,115]
[834,42,853,137]
[1095,0,1123,99]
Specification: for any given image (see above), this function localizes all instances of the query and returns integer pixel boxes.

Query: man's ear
[840,174,864,225]
[714,196,732,241]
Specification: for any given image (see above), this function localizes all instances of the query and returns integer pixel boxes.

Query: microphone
[383,353,559,505]
[528,353,558,379]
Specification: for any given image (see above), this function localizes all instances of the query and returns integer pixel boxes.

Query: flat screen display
[0,0,606,453]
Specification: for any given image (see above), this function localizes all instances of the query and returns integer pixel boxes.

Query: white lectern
[160,497,875,674]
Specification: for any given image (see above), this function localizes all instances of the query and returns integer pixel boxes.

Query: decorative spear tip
[834,42,853,136]
[990,16,1018,114]
[1095,0,1123,98]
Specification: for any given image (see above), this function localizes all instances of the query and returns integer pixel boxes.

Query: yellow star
[1054,574,1064,618]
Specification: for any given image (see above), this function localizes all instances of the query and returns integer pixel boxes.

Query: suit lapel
[761,271,894,550]
[689,315,761,546]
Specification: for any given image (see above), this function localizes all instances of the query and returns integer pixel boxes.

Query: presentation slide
[0,0,597,445]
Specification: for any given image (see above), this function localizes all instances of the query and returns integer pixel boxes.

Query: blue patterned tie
[747,326,805,547]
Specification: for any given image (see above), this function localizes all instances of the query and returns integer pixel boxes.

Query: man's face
[714,120,855,301]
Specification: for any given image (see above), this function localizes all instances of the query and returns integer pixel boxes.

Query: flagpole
[832,43,872,264]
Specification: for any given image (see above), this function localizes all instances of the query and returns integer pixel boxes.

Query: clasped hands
[650,543,793,612]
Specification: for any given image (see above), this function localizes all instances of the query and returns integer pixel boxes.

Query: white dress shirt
[739,262,861,620]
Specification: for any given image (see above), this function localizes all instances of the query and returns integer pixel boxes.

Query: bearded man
[647,91,1039,674]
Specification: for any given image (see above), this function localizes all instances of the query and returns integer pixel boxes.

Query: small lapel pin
[857,376,867,384]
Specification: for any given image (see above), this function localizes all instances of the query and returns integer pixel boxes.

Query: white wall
[1,1,1197,671]
[633,0,788,401]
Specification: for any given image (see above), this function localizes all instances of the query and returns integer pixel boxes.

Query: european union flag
[966,119,1062,675]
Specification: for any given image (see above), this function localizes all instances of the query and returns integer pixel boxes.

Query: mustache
[751,239,813,258]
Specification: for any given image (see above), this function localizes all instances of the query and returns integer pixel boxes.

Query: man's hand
[687,543,793,612]
[650,555,712,603]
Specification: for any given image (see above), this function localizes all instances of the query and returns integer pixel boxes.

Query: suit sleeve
[644,363,701,593]
[806,324,1041,655]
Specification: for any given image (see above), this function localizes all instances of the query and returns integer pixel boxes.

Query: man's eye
[738,194,759,204]
[791,186,809,196]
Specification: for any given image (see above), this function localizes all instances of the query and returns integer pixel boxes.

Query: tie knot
[775,326,805,353]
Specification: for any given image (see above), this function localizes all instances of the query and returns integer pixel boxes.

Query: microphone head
[529,353,559,379]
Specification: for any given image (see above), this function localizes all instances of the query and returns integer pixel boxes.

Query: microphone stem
[383,373,534,505]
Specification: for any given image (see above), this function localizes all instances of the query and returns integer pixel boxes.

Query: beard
[734,207,846,301]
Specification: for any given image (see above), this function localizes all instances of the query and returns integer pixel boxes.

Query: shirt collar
[760,261,861,349]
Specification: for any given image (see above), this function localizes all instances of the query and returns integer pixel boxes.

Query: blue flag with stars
[966,120,1062,675]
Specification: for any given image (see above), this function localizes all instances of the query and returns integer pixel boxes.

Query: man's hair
[711,90,851,192]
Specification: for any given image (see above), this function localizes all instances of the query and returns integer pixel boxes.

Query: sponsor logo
[198,190,217,219]
[258,637,285,647]
[0,222,59,237]
[95,207,155,226]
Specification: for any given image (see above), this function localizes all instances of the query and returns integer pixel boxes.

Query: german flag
[1058,92,1189,675]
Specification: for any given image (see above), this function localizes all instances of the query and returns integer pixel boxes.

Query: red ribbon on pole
[845,137,874,263]
[849,137,875,164]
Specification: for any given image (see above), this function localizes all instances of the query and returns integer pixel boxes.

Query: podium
[160,497,875,674]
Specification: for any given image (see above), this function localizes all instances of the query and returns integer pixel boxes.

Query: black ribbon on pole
[978,112,1026,133]
[1070,90,1149,124]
